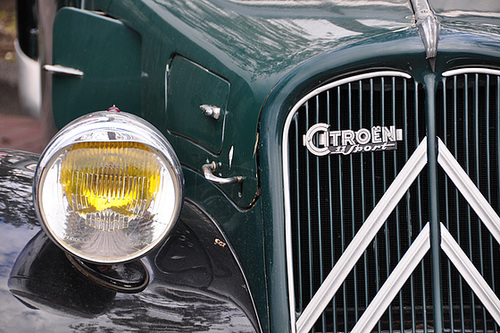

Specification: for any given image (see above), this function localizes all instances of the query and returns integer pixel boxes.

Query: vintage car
[4,0,500,331]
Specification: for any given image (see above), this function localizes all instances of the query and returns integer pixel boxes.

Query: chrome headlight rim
[34,110,184,264]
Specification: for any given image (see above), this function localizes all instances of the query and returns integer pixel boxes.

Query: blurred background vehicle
[0,0,42,153]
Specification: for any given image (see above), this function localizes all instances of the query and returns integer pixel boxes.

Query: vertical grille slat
[326,90,338,333]
[404,79,418,332]
[415,79,429,333]
[464,73,479,332]
[392,76,405,333]
[285,69,500,332]
[337,85,348,333]
[474,73,488,333]
[484,76,494,331]
[442,76,456,333]
[304,101,314,308]
[369,78,382,333]
[359,80,370,330]
[316,94,327,330]
[293,114,304,311]
[348,82,360,324]
[452,74,467,333]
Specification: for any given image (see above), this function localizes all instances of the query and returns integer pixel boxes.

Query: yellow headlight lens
[35,111,183,264]
[61,141,161,230]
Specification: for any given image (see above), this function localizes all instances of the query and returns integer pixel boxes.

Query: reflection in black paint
[1,149,258,331]
[0,150,40,229]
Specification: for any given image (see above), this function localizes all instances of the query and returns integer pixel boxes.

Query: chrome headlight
[34,110,183,264]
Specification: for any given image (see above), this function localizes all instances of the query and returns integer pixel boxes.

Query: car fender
[0,149,260,332]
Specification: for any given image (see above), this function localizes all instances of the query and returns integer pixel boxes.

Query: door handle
[202,162,243,184]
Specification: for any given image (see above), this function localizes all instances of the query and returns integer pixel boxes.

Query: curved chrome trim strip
[440,223,500,325]
[410,0,440,64]
[282,70,413,332]
[437,138,500,245]
[352,223,431,333]
[284,71,411,129]
[443,67,500,77]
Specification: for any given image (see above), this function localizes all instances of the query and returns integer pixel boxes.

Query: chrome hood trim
[410,0,440,70]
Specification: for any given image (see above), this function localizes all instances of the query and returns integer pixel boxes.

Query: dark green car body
[8,0,500,331]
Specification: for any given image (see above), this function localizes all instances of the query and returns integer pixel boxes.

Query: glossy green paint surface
[52,8,142,127]
[56,0,417,209]
[50,1,420,331]
[166,56,229,154]
[49,0,500,331]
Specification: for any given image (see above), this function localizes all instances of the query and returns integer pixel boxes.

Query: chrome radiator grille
[284,70,500,332]
[436,70,500,332]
